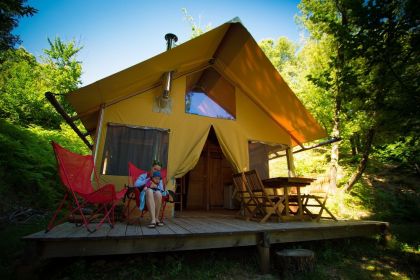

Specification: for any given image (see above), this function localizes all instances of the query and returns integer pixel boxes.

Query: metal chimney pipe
[161,33,178,102]
[165,33,178,50]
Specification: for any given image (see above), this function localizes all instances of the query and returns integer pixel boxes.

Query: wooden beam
[269,222,388,244]
[31,233,258,259]
[45,92,93,150]
[257,232,271,274]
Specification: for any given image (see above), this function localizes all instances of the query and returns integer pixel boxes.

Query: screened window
[185,91,235,120]
[185,67,236,120]
[248,141,288,179]
[101,123,169,176]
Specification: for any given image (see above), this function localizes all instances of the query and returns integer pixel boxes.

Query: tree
[42,37,83,111]
[340,0,420,190]
[0,38,83,128]
[259,37,298,74]
[293,37,336,134]
[298,0,420,190]
[0,0,37,51]
[298,0,349,191]
[182,8,212,39]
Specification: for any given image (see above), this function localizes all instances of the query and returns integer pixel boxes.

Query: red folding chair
[46,142,126,233]
[125,162,171,222]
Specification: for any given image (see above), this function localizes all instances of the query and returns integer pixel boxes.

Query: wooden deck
[23,215,389,271]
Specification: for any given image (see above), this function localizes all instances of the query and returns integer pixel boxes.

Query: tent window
[185,91,235,120]
[248,141,288,179]
[185,67,236,120]
[101,123,169,176]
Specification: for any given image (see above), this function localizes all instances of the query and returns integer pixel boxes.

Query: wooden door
[185,140,234,211]
[186,153,206,210]
[208,146,224,208]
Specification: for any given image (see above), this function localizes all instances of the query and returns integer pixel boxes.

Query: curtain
[101,123,169,176]
[248,141,270,180]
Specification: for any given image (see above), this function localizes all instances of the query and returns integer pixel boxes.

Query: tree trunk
[275,249,315,276]
[355,133,362,153]
[329,4,347,192]
[350,133,361,155]
[344,128,376,192]
[350,135,357,156]
[329,108,340,192]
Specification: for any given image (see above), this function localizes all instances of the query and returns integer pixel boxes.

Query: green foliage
[181,8,212,39]
[259,37,298,74]
[374,136,420,168]
[0,48,59,128]
[0,38,82,129]
[295,0,420,188]
[0,32,86,217]
[0,119,58,212]
[272,237,419,279]
[0,0,37,51]
[292,38,336,133]
[0,119,89,214]
[42,37,83,94]
[293,149,330,176]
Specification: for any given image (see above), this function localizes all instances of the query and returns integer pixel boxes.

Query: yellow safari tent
[63,19,327,214]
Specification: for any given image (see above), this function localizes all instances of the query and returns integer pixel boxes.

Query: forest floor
[1,164,419,279]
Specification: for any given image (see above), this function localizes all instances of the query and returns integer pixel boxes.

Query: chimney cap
[165,33,178,42]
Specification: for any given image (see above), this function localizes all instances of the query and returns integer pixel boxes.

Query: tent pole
[93,104,105,167]
[286,147,296,177]
[293,137,342,154]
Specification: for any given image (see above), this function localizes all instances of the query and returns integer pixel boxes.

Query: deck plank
[171,218,216,234]
[125,224,140,237]
[182,217,240,233]
[166,218,192,234]
[66,224,91,239]
[165,219,191,235]
[140,222,160,236]
[44,223,80,239]
[154,222,177,235]
[205,217,259,231]
[88,224,113,239]
[107,223,127,237]
[163,219,192,235]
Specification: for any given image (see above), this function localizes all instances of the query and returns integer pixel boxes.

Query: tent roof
[66,18,327,146]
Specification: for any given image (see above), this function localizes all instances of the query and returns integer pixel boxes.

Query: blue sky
[14,0,303,85]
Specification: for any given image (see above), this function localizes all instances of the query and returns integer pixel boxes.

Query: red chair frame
[46,142,126,233]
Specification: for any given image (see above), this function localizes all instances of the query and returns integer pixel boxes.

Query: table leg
[297,187,303,220]
[284,187,289,216]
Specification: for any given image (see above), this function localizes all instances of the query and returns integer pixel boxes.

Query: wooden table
[262,177,315,221]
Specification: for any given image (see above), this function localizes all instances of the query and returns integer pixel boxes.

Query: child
[145,171,162,191]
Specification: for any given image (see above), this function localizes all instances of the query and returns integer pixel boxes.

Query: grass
[271,233,419,280]
[34,247,265,280]
[0,220,46,279]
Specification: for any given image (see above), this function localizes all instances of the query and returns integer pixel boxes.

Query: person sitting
[134,161,165,228]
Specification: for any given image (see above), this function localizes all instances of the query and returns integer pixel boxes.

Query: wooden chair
[232,172,263,221]
[301,177,337,222]
[244,170,285,223]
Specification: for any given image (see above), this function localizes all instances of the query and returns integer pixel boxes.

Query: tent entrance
[177,128,235,212]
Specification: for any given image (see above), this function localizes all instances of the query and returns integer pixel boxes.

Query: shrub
[0,119,88,214]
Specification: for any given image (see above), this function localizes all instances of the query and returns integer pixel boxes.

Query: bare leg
[145,189,156,224]
[154,191,162,222]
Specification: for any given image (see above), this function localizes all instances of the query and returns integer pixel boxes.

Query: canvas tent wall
[63,19,327,200]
